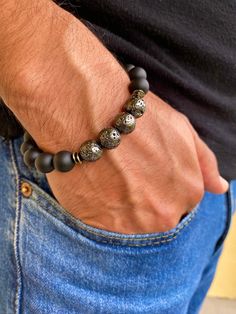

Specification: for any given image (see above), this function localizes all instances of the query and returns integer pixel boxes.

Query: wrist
[28,62,130,153]
[0,0,132,154]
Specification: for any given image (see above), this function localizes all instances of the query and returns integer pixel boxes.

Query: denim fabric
[0,136,235,314]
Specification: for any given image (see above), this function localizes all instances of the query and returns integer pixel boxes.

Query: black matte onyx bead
[128,67,147,80]
[113,112,136,134]
[79,140,103,161]
[35,153,54,173]
[53,151,75,172]
[98,127,121,149]
[23,147,41,168]
[125,64,135,72]
[23,131,32,142]
[20,141,34,155]
[129,78,149,94]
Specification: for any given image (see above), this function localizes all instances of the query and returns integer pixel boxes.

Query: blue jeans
[0,136,235,314]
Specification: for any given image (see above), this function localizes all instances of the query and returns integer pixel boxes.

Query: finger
[192,131,229,194]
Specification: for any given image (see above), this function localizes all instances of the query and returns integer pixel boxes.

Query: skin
[0,0,229,234]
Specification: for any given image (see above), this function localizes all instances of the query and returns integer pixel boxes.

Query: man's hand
[0,0,229,234]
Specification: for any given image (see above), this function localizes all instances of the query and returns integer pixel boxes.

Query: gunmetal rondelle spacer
[113,112,136,134]
[72,152,83,164]
[125,98,146,118]
[98,127,121,149]
[79,140,103,161]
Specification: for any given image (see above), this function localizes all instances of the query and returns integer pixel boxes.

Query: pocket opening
[22,178,200,247]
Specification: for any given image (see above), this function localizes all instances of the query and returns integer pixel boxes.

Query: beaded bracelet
[20,64,149,173]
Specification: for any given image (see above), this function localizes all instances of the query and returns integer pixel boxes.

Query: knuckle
[159,210,181,230]
[179,112,190,124]
[178,113,195,134]
[189,180,205,207]
[208,150,218,166]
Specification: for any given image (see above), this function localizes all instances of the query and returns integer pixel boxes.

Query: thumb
[192,131,229,194]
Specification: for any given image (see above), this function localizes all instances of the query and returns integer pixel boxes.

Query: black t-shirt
[1,0,235,180]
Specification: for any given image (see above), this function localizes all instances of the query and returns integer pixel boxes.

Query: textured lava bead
[53,151,75,172]
[125,98,146,118]
[24,147,41,168]
[35,153,54,173]
[98,127,121,149]
[21,65,149,173]
[129,78,149,94]
[20,141,34,155]
[113,112,136,134]
[128,67,147,79]
[131,89,145,99]
[79,140,103,161]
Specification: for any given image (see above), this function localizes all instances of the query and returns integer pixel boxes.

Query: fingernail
[219,176,229,191]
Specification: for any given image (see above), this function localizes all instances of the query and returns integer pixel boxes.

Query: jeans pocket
[17,181,206,314]
[214,183,234,252]
[21,177,201,248]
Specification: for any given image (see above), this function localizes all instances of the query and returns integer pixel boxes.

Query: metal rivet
[21,182,32,198]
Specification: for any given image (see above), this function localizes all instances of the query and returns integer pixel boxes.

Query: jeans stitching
[9,140,23,314]
[29,186,198,247]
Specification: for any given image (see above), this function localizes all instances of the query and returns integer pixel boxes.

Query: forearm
[0,0,129,151]
[0,0,48,57]
[0,0,127,89]
[0,0,51,94]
